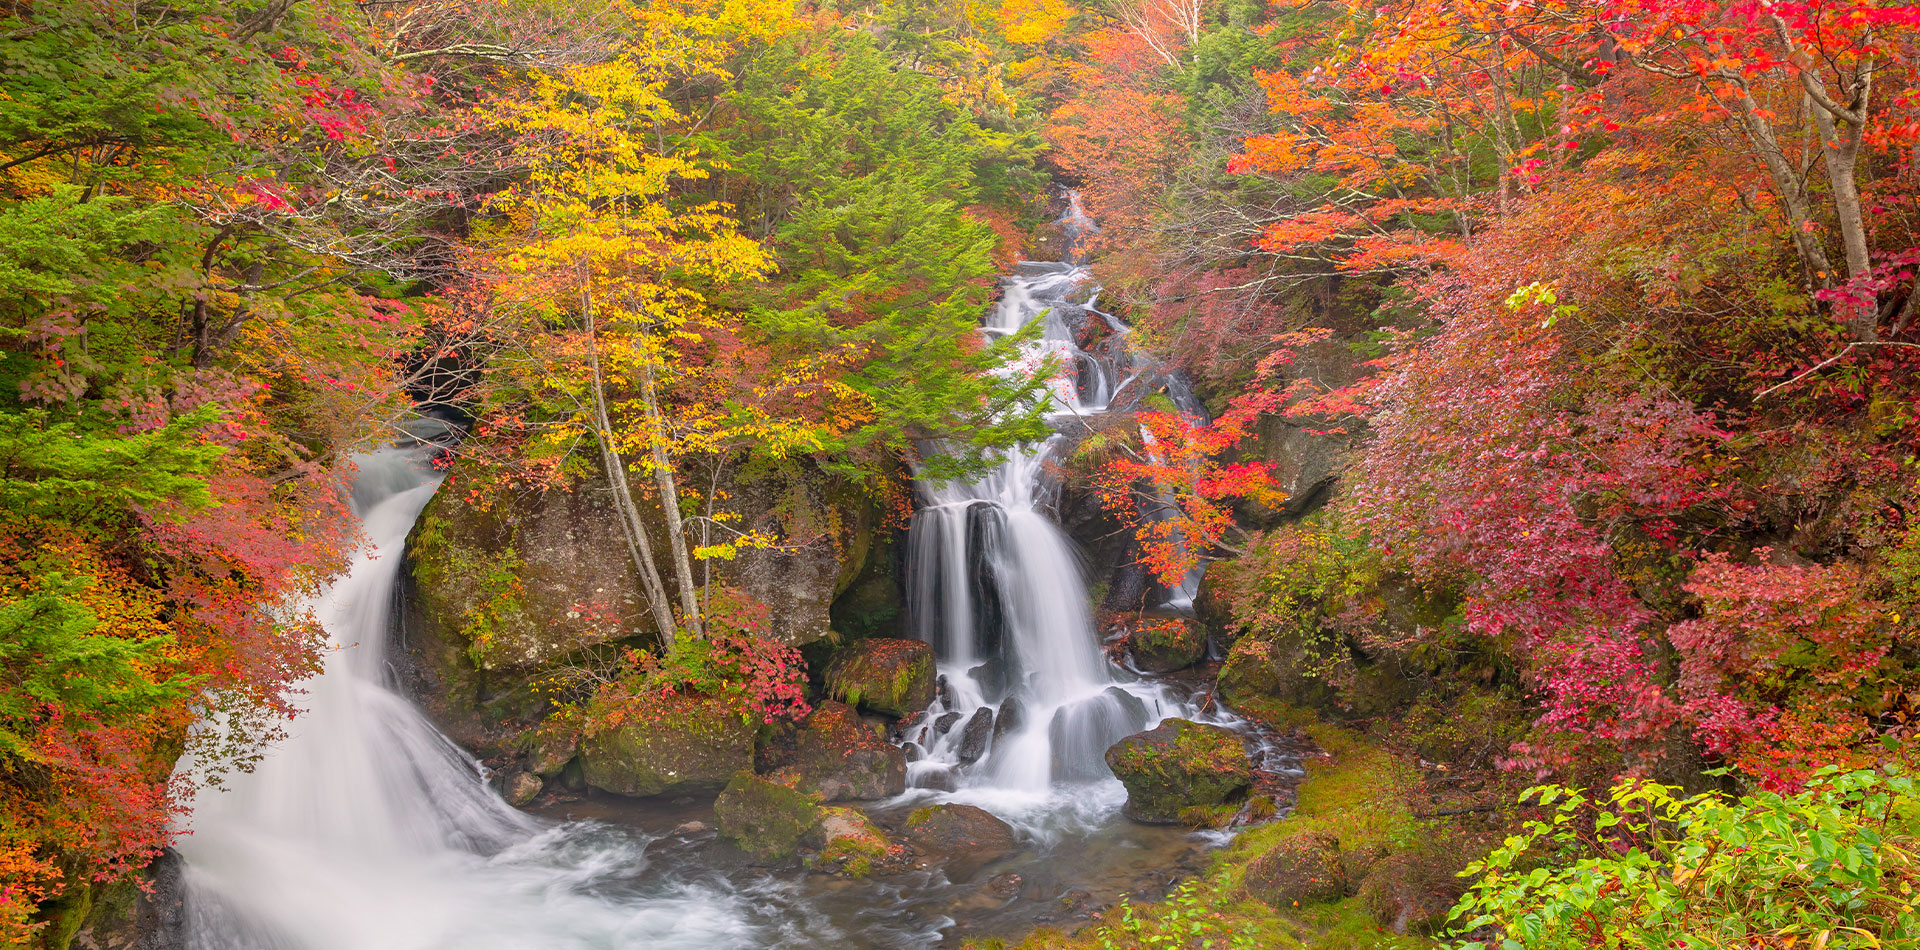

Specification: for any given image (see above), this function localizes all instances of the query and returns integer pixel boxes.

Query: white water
[172,448,802,950]
[897,197,1251,838]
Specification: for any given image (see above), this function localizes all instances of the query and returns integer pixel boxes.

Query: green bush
[1450,767,1920,949]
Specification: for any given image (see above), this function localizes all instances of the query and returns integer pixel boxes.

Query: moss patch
[714,771,821,862]
[576,693,757,798]
[1104,719,1253,823]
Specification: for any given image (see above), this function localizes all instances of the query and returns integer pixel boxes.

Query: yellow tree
[487,0,788,636]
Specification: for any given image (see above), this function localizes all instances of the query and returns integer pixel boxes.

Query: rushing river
[169,199,1299,949]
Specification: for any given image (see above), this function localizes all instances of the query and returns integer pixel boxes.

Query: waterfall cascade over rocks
[166,196,1281,949]
[896,195,1257,835]
[172,447,798,950]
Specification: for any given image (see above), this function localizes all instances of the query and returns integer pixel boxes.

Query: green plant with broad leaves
[1450,765,1920,949]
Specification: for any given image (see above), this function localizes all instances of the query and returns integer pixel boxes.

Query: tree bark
[638,354,703,634]
[583,286,678,636]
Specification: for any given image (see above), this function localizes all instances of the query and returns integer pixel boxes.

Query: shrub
[1450,766,1920,949]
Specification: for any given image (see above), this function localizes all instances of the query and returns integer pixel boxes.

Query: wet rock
[526,731,575,778]
[985,872,1023,899]
[578,694,756,798]
[1243,833,1346,909]
[1102,686,1149,724]
[824,638,937,717]
[504,771,543,807]
[904,803,1018,881]
[956,707,994,765]
[1357,852,1470,935]
[805,807,898,879]
[992,695,1025,741]
[671,820,710,836]
[1104,719,1253,823]
[1128,619,1207,673]
[714,772,821,862]
[912,767,958,792]
[791,701,907,801]
[933,711,963,735]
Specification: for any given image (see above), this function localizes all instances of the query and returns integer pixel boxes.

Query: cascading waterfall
[898,195,1245,832]
[172,444,799,950]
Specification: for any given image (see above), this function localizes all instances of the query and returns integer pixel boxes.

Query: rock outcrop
[823,638,936,717]
[577,694,756,798]
[1104,719,1253,823]
[784,701,907,801]
[903,803,1018,881]
[714,772,821,862]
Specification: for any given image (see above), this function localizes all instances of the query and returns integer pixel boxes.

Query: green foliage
[1096,879,1259,950]
[0,578,187,762]
[699,29,1052,478]
[0,407,224,527]
[1451,768,1920,949]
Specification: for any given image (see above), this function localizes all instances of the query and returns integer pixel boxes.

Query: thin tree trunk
[1725,80,1838,292]
[583,286,678,636]
[639,354,703,633]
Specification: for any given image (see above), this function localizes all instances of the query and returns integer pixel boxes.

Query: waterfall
[171,445,773,950]
[898,195,1231,832]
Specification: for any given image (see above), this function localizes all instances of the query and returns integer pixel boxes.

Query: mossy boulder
[1356,851,1470,935]
[903,803,1018,881]
[1215,632,1342,717]
[790,701,907,801]
[578,694,756,798]
[804,806,896,879]
[1128,619,1207,673]
[1243,832,1347,909]
[824,638,936,717]
[714,772,821,862]
[1104,719,1253,823]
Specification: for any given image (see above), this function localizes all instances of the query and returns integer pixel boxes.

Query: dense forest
[3,0,1919,947]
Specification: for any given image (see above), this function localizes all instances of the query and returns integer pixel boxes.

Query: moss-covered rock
[1356,851,1469,935]
[577,694,756,798]
[789,701,906,801]
[1242,832,1347,909]
[804,806,895,879]
[1104,719,1253,823]
[1128,619,1207,673]
[824,638,935,717]
[903,803,1018,881]
[714,772,821,862]
[1217,632,1344,714]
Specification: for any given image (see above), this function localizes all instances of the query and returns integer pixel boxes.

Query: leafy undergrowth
[982,713,1454,950]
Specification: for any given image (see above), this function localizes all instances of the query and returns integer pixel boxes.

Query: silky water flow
[895,195,1261,838]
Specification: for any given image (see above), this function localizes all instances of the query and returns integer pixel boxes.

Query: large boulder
[714,772,821,862]
[824,638,936,717]
[1243,833,1347,909]
[789,701,907,801]
[578,694,756,798]
[903,803,1018,881]
[1128,619,1207,673]
[1104,719,1253,823]
[804,806,898,879]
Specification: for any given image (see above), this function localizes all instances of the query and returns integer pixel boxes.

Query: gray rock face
[504,771,543,807]
[956,707,994,765]
[790,701,908,801]
[904,803,1018,881]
